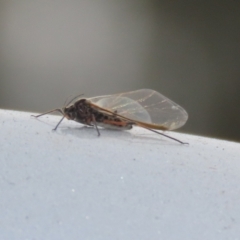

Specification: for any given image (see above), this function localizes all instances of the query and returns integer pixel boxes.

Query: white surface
[1,109,240,240]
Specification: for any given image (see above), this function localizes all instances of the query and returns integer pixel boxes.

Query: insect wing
[89,89,188,130]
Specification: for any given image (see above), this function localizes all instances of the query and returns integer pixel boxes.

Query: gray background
[1,0,240,142]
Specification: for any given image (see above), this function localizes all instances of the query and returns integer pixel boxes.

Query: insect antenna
[141,126,188,144]
[64,94,84,107]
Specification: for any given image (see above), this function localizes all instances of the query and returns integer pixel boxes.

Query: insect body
[32,89,188,144]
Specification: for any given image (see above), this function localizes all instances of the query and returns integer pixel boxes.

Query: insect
[32,89,188,144]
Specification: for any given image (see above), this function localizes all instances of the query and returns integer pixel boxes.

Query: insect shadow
[60,125,132,140]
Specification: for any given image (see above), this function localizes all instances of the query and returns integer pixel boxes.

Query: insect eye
[64,106,77,120]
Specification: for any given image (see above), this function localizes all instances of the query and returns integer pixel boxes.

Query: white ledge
[1,109,240,240]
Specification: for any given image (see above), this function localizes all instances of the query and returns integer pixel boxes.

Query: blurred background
[0,1,239,142]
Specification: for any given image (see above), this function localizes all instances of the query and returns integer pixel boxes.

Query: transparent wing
[89,89,188,130]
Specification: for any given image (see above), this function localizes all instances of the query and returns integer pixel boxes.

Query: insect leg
[91,114,100,136]
[31,108,63,118]
[51,116,65,131]
[141,127,188,145]
[32,108,65,131]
